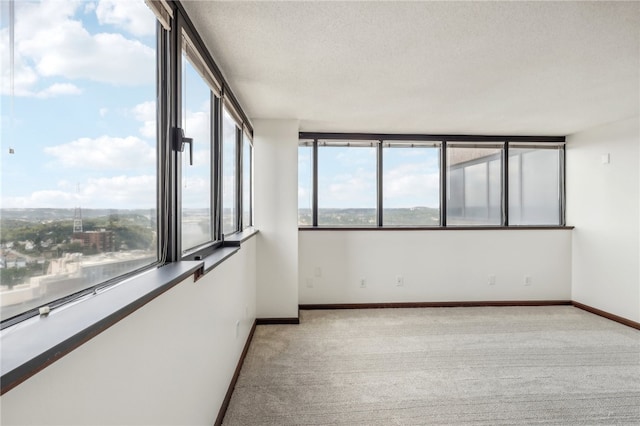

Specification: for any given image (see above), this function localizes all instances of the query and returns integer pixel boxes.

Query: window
[383,143,440,226]
[509,145,562,225]
[181,33,214,253]
[1,0,159,322]
[299,134,565,228]
[242,131,252,229]
[298,142,313,225]
[317,142,377,226]
[222,106,238,235]
[446,144,502,226]
[1,0,255,327]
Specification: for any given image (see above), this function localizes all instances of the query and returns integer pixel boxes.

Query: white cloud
[384,162,440,207]
[2,174,156,209]
[82,175,156,207]
[184,109,210,148]
[35,83,82,98]
[132,100,155,138]
[3,190,81,208]
[96,0,155,37]
[99,107,109,117]
[44,135,155,170]
[0,0,154,97]
[182,176,210,209]
[323,168,376,208]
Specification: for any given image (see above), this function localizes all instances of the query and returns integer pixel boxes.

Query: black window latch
[172,127,194,165]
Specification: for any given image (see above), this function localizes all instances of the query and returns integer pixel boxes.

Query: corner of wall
[253,119,300,319]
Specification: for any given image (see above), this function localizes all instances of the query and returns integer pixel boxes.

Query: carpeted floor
[223,306,640,425]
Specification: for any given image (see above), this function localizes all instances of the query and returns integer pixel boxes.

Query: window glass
[318,145,376,226]
[447,146,502,225]
[242,132,252,229]
[0,0,158,321]
[181,40,213,253]
[298,144,313,225]
[509,148,561,225]
[383,145,440,226]
[222,107,238,234]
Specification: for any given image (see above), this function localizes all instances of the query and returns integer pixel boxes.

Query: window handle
[172,127,194,165]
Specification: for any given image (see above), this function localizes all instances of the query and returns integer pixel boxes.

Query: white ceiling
[182,1,639,136]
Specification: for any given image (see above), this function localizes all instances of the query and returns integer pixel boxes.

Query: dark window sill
[299,226,574,231]
[223,227,259,246]
[0,262,201,395]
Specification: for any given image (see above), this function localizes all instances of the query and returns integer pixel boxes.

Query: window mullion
[312,140,318,227]
[503,142,509,226]
[441,141,447,227]
[377,140,383,227]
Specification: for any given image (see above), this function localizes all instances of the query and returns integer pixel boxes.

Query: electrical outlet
[314,267,322,277]
[306,277,313,288]
[524,275,532,286]
[396,275,404,286]
[488,275,496,285]
[359,278,366,288]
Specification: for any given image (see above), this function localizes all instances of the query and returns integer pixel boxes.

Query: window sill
[223,227,259,246]
[0,226,260,396]
[0,262,204,395]
[299,225,575,231]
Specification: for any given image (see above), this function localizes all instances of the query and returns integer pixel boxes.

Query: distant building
[71,230,114,252]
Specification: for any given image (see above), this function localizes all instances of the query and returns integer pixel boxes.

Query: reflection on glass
[383,146,440,226]
[242,132,252,228]
[222,108,237,234]
[447,146,502,225]
[509,148,560,225]
[181,45,212,252]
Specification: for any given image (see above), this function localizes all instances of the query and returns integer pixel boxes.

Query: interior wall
[299,230,572,304]
[0,239,257,426]
[566,116,640,323]
[253,119,300,319]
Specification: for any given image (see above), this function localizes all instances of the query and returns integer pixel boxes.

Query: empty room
[1,1,639,425]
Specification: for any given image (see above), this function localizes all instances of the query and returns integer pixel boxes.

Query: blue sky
[299,145,440,209]
[1,0,159,210]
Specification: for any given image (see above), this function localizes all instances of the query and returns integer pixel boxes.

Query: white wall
[0,239,257,426]
[299,230,572,304]
[253,119,299,319]
[567,116,640,323]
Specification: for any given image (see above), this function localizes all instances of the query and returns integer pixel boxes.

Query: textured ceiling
[182,1,639,136]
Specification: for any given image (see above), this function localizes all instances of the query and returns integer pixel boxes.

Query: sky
[299,145,441,209]
[1,0,187,211]
[0,0,440,213]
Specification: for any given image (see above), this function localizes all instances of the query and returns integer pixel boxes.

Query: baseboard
[299,300,572,310]
[572,301,640,330]
[214,319,257,426]
[256,317,300,325]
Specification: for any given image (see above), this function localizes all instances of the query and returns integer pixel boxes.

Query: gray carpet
[223,307,640,425]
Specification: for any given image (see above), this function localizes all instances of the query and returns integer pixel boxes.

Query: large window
[1,0,159,322]
[1,0,254,327]
[509,145,562,225]
[317,142,377,226]
[222,107,239,235]
[298,141,313,225]
[181,33,214,253]
[383,143,440,226]
[446,144,502,226]
[242,131,253,229]
[299,135,565,228]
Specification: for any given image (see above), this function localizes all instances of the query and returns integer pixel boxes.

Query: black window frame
[0,0,255,328]
[298,133,566,229]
